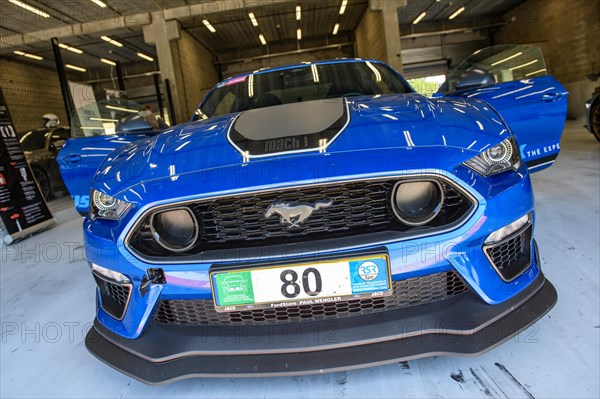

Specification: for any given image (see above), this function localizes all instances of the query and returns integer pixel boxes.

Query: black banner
[0,87,55,244]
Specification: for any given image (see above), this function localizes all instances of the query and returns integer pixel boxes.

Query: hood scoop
[227,98,349,158]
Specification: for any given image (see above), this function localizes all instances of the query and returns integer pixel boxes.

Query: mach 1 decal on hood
[227,98,350,157]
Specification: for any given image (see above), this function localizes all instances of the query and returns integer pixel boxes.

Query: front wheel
[591,101,600,142]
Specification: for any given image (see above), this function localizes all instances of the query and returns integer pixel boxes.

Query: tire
[591,100,600,142]
[32,168,51,201]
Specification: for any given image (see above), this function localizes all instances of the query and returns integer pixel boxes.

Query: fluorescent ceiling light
[525,68,547,77]
[248,74,254,97]
[259,33,267,45]
[413,11,426,24]
[449,6,465,20]
[105,105,138,113]
[58,43,83,54]
[65,64,86,72]
[100,58,116,66]
[491,51,523,66]
[332,23,340,35]
[366,61,382,82]
[509,59,538,71]
[100,35,123,47]
[8,0,50,18]
[13,50,43,60]
[339,0,347,15]
[296,5,301,21]
[90,0,107,7]
[248,12,258,26]
[90,117,118,122]
[311,64,320,83]
[296,28,302,40]
[203,19,216,33]
[137,52,154,62]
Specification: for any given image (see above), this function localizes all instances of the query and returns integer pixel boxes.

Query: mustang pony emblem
[265,199,333,228]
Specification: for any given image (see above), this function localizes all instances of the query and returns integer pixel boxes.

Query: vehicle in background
[19,127,70,201]
[584,70,600,142]
[57,99,166,215]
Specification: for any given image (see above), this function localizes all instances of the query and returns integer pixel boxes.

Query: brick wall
[172,30,219,120]
[355,7,386,62]
[0,58,67,132]
[493,0,600,118]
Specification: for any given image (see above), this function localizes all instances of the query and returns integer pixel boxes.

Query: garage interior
[1,0,599,397]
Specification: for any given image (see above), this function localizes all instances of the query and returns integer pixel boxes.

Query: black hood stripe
[227,99,350,158]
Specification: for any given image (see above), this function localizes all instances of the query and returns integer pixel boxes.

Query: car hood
[94,93,510,195]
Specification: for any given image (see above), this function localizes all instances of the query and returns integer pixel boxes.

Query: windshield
[194,61,411,120]
[439,45,548,94]
[19,129,48,151]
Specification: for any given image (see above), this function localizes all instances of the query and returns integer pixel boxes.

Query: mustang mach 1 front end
[83,57,566,384]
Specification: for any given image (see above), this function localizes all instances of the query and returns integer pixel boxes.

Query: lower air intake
[155,271,468,326]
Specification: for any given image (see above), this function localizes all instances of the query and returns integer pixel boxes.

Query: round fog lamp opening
[150,208,198,252]
[392,181,444,226]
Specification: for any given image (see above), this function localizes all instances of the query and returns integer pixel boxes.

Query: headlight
[90,190,132,220]
[150,207,198,252]
[392,180,444,226]
[463,137,522,176]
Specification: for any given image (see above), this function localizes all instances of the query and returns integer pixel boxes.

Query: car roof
[223,58,386,83]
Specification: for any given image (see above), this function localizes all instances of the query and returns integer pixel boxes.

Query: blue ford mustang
[83,47,568,384]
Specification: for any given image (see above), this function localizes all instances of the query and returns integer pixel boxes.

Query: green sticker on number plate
[213,271,255,306]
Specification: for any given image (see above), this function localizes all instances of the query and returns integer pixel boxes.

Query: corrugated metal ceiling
[0,0,527,74]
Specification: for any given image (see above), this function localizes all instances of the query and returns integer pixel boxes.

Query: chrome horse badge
[265,199,333,228]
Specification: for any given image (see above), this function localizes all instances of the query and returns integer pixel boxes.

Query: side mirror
[456,68,496,91]
[50,140,66,152]
[115,114,153,135]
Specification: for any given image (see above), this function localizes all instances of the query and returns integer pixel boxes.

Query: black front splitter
[85,274,557,385]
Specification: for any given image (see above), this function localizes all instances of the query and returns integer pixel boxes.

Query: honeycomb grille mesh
[93,274,131,319]
[485,225,533,281]
[105,282,130,305]
[155,271,468,326]
[129,178,474,258]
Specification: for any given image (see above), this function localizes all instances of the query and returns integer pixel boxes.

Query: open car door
[437,45,568,172]
[57,99,166,215]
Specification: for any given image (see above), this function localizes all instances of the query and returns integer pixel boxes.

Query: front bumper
[85,271,556,385]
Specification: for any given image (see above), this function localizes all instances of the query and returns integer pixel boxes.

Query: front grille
[129,177,475,258]
[93,273,131,320]
[155,271,469,326]
[485,225,533,281]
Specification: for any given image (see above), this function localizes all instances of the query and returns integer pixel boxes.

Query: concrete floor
[1,121,598,398]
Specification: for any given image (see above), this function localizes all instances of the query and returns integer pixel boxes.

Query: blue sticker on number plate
[349,258,390,293]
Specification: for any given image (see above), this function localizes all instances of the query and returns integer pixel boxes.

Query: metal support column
[153,74,165,119]
[50,37,74,128]
[115,61,126,91]
[164,78,176,125]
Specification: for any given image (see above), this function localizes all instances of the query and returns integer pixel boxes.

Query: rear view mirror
[456,68,496,91]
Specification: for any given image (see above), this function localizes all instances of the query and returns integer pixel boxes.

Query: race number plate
[210,254,391,313]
